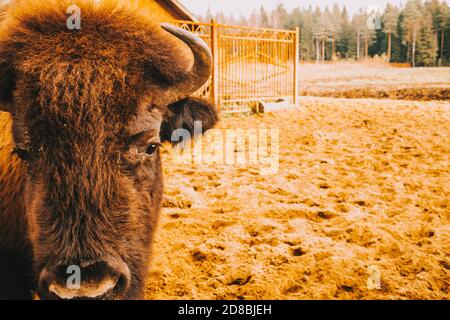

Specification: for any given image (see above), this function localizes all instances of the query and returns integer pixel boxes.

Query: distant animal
[0,0,217,300]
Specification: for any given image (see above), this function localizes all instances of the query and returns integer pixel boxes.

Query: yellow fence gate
[172,20,300,112]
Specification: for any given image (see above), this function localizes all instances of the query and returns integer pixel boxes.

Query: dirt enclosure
[145,92,449,300]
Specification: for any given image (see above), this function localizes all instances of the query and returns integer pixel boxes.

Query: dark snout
[38,259,130,300]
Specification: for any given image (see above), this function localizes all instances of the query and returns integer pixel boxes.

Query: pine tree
[301,6,316,61]
[204,6,213,22]
[402,0,422,67]
[238,15,249,27]
[312,7,323,62]
[439,1,450,65]
[426,0,442,65]
[337,6,353,58]
[395,11,408,62]
[215,12,226,24]
[352,9,367,60]
[271,2,289,29]
[285,7,300,30]
[383,3,399,61]
[320,7,334,60]
[417,11,438,66]
[330,4,343,58]
[248,9,259,27]
[361,8,377,58]
[259,6,270,28]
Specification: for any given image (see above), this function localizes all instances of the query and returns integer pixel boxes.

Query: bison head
[0,0,217,299]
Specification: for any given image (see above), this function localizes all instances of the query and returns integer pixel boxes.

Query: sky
[179,0,450,18]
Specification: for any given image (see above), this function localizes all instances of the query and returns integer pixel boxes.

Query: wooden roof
[155,0,197,21]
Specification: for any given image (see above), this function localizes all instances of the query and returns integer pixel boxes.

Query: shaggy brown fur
[0,0,217,299]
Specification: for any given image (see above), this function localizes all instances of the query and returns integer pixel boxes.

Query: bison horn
[160,23,213,103]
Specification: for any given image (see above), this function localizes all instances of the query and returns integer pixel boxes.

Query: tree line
[198,0,450,67]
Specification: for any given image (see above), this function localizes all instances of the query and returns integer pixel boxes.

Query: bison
[0,0,218,300]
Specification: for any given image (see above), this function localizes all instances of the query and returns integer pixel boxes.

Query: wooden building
[137,0,197,22]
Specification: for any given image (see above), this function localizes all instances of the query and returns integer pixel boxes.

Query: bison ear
[0,60,15,112]
[160,97,218,144]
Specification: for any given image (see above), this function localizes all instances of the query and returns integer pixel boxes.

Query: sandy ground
[145,96,449,300]
[299,63,450,101]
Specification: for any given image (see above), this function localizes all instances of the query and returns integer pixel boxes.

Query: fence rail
[172,20,299,112]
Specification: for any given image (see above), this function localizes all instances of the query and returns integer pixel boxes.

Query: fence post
[293,27,300,108]
[210,19,220,111]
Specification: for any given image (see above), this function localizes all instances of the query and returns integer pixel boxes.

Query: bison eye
[145,144,159,156]
[13,147,32,162]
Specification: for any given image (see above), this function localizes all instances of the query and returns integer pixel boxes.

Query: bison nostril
[38,259,130,300]
[48,276,119,300]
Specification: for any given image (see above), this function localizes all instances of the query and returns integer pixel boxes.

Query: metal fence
[172,20,299,112]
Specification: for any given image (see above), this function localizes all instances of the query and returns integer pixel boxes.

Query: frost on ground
[299,64,450,101]
[145,97,449,300]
